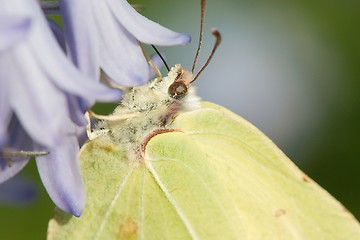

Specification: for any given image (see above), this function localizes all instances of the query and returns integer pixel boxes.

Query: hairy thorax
[94,64,200,161]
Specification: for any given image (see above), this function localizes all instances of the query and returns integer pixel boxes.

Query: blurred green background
[1,0,359,239]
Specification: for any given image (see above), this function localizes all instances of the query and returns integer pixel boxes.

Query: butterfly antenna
[151,45,170,72]
[190,28,221,83]
[191,0,206,73]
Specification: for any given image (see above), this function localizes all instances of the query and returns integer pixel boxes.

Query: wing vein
[150,157,242,233]
[139,166,146,240]
[146,161,200,240]
[94,166,135,240]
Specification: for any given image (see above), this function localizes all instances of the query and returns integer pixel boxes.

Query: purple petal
[0,116,33,183]
[48,19,66,53]
[0,75,10,147]
[6,115,34,151]
[35,121,85,217]
[59,0,99,80]
[5,48,70,147]
[0,157,29,184]
[1,2,120,148]
[0,15,32,52]
[66,94,88,126]
[40,1,60,15]
[106,0,191,45]
[76,126,87,147]
[93,0,149,86]
[0,0,88,147]
[0,175,37,206]
[25,0,121,106]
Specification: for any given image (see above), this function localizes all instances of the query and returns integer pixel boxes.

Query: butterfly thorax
[95,64,200,161]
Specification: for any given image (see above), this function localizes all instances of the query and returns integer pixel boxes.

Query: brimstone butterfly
[47,1,360,239]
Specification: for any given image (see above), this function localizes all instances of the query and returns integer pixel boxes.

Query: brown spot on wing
[102,144,114,152]
[302,174,311,183]
[274,208,287,217]
[118,217,138,238]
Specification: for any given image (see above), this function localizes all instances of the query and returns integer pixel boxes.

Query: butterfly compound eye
[168,81,188,100]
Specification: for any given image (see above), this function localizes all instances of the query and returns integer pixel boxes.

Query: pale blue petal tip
[69,204,83,218]
[135,75,149,86]
[59,192,85,217]
[107,88,123,101]
[71,199,85,218]
[62,205,82,217]
[90,85,123,103]
[182,33,192,44]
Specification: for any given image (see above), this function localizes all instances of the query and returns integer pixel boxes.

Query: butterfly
[47,0,360,239]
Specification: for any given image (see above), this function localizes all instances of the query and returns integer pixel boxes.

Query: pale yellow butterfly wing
[47,102,360,239]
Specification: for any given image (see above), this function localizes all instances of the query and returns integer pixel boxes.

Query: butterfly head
[167,68,193,100]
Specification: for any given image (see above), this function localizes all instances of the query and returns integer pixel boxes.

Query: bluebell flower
[0,0,123,216]
[0,0,191,217]
[59,0,191,85]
